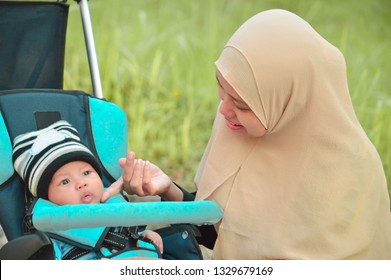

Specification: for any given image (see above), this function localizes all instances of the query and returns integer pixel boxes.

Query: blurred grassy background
[63,0,391,196]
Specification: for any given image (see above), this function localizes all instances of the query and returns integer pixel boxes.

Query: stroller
[0,0,220,259]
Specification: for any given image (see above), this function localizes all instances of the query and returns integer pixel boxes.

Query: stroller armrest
[0,231,54,260]
[32,199,223,231]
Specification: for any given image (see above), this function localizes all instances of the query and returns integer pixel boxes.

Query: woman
[106,9,391,259]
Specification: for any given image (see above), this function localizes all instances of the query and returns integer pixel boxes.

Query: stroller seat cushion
[0,112,13,185]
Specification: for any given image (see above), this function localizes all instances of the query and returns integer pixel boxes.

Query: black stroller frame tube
[77,0,104,99]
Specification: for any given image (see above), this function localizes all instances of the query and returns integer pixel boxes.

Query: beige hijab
[195,9,391,259]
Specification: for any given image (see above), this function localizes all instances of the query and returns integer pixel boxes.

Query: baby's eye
[60,179,70,185]
[83,170,91,176]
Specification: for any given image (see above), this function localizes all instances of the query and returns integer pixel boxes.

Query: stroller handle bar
[32,199,223,231]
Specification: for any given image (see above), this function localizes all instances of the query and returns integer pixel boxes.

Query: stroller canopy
[0,1,68,90]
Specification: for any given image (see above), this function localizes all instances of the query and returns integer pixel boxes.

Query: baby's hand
[141,231,163,254]
[101,177,123,202]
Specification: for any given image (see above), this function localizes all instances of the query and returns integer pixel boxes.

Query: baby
[12,120,162,259]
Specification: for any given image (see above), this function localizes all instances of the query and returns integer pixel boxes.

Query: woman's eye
[237,106,251,111]
[235,103,251,111]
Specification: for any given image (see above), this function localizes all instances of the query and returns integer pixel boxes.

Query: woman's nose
[219,97,234,117]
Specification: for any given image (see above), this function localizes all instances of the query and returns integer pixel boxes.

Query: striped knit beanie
[12,120,102,199]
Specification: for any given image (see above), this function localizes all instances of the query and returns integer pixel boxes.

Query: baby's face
[48,161,104,205]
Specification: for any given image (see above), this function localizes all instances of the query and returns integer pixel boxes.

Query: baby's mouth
[82,192,93,203]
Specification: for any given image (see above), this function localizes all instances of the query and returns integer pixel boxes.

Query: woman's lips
[225,119,243,130]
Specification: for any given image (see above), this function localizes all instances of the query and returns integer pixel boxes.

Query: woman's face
[217,70,267,138]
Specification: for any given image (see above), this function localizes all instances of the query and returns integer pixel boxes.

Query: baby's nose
[77,181,87,189]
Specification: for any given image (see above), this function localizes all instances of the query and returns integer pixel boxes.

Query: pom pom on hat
[12,120,102,199]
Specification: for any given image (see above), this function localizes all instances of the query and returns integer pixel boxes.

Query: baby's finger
[101,178,123,202]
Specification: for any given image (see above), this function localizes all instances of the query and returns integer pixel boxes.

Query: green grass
[63,0,391,196]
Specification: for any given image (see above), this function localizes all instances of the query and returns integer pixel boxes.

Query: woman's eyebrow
[216,75,244,102]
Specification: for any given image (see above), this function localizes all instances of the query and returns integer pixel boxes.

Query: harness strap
[63,247,90,260]
[104,231,128,249]
[62,226,155,260]
[103,228,139,250]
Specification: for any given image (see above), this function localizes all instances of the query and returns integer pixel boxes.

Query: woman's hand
[101,152,175,202]
[120,152,172,196]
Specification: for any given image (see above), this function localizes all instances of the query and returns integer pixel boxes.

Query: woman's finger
[121,152,136,183]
